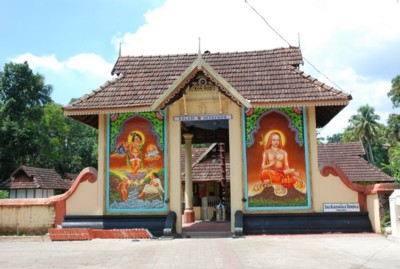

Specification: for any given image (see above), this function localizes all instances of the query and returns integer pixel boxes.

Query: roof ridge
[115,46,300,59]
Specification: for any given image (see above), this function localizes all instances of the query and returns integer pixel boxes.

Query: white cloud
[11,53,64,71]
[112,0,400,138]
[113,0,400,57]
[11,0,400,128]
[65,53,113,78]
[10,53,113,105]
[11,53,113,79]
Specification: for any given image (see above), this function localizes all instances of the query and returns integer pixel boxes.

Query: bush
[0,190,9,199]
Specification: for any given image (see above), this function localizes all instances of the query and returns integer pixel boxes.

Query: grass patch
[248,196,307,207]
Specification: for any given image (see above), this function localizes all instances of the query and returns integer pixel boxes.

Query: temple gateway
[61,47,394,237]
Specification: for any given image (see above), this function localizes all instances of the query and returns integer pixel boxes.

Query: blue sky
[1,0,400,138]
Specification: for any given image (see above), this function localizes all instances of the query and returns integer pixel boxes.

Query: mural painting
[245,107,310,210]
[107,112,166,212]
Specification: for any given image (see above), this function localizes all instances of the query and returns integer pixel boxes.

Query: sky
[1,0,400,139]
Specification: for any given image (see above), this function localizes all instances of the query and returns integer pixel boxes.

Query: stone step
[181,231,232,238]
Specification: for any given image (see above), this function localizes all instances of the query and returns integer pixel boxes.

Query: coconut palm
[343,104,382,164]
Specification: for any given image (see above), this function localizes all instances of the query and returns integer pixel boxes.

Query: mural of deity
[107,112,166,212]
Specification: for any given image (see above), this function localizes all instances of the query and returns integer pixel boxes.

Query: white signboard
[174,114,232,121]
[323,203,360,212]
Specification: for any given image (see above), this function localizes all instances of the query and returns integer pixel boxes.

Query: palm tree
[343,105,382,164]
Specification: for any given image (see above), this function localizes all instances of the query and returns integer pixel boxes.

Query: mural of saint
[245,108,309,209]
[260,131,306,197]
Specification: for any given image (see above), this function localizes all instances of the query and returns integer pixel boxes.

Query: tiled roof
[181,145,230,182]
[64,47,351,128]
[0,165,70,190]
[63,173,78,187]
[318,142,394,183]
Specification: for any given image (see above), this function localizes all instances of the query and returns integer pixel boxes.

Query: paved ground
[0,234,400,269]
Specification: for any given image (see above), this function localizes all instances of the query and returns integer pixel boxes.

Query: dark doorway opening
[180,120,231,237]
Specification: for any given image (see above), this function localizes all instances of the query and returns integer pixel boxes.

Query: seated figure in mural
[261,131,300,196]
[123,132,143,178]
[117,178,131,202]
[137,172,164,200]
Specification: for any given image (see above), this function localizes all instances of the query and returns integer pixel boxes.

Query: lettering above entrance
[174,114,232,121]
[244,107,311,211]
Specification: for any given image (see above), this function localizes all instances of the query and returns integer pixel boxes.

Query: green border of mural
[106,111,168,213]
[245,107,304,147]
[109,111,165,150]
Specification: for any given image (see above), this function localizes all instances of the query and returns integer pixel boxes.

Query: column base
[183,209,195,223]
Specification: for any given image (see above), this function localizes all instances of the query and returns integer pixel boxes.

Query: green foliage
[0,62,52,121]
[387,114,400,142]
[38,103,98,175]
[0,62,97,180]
[326,133,343,143]
[0,62,52,179]
[343,104,382,164]
[109,112,164,150]
[387,75,400,108]
[380,210,391,230]
[0,190,9,199]
[383,144,400,181]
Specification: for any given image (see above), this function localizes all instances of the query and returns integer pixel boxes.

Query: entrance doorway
[180,119,231,236]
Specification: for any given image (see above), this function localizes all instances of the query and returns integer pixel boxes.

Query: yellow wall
[66,114,106,215]
[0,205,55,235]
[307,107,359,211]
[228,102,244,228]
[63,97,378,232]
[367,194,380,233]
[167,102,183,232]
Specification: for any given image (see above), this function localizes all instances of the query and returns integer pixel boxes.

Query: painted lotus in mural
[245,107,310,209]
[107,112,166,212]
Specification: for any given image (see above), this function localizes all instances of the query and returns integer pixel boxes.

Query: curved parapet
[49,167,98,203]
[51,167,98,225]
[320,162,399,211]
[0,167,98,227]
[0,167,98,233]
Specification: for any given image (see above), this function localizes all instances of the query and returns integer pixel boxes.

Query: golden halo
[264,129,286,147]
[128,130,145,144]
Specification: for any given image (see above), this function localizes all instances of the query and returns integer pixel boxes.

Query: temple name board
[323,203,360,212]
[174,114,232,121]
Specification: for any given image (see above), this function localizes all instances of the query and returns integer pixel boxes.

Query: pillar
[183,133,195,223]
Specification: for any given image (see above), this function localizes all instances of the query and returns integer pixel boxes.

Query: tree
[0,62,97,181]
[0,62,52,180]
[383,144,400,181]
[326,133,343,143]
[0,62,52,121]
[343,104,382,164]
[38,103,97,175]
[386,114,400,142]
[387,75,400,108]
